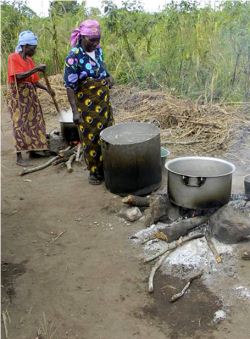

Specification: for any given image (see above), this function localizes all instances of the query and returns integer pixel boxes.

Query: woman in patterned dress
[64,19,114,185]
[7,30,54,166]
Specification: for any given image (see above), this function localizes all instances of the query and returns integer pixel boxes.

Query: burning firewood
[159,216,209,243]
[142,216,208,244]
[122,195,150,207]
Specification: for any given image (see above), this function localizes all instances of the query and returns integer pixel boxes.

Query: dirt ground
[1,88,250,339]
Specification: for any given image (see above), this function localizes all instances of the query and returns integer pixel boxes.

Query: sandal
[88,173,102,185]
[16,160,33,167]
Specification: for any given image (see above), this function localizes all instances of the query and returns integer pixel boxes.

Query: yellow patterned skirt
[76,78,114,175]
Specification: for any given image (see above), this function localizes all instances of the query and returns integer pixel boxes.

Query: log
[19,156,60,176]
[145,193,171,227]
[161,216,209,242]
[66,154,76,173]
[122,195,150,207]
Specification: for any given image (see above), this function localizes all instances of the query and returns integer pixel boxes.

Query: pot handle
[182,176,206,187]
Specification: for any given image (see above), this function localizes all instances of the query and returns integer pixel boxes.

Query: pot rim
[165,156,236,177]
[244,174,250,183]
[100,121,160,145]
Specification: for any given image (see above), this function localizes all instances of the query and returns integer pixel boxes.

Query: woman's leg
[16,152,32,167]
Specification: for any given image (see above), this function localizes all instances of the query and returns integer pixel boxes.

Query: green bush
[1,0,250,102]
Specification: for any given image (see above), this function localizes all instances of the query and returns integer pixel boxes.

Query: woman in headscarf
[64,19,114,185]
[7,30,54,166]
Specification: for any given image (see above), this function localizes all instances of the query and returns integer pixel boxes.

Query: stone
[209,201,250,244]
[118,206,142,222]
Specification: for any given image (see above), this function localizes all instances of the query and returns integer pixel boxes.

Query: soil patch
[1,261,27,303]
[142,273,222,339]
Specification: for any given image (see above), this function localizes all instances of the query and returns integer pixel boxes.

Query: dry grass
[38,74,249,157]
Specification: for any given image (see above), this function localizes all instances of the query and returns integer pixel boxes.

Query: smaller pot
[244,174,250,200]
[59,109,79,142]
[60,122,80,142]
[161,147,170,172]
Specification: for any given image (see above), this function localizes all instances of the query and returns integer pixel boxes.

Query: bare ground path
[1,97,250,339]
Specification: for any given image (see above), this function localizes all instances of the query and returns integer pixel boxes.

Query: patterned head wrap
[15,30,38,52]
[70,19,101,47]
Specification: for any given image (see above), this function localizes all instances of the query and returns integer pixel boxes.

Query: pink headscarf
[70,19,101,47]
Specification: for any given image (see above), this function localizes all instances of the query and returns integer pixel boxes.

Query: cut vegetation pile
[38,74,248,157]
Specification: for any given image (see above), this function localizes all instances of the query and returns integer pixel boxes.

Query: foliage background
[1,0,250,102]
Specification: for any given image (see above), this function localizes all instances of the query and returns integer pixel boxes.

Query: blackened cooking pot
[60,122,79,143]
[59,109,79,142]
[100,122,162,195]
[165,156,235,209]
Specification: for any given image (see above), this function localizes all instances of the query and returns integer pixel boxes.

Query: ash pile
[122,192,250,311]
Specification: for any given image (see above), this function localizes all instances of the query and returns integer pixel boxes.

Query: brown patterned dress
[7,82,48,152]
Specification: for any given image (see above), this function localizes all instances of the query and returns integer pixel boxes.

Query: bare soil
[1,88,250,339]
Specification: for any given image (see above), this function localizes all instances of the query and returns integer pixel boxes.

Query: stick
[75,143,82,162]
[66,154,76,173]
[205,233,222,263]
[52,231,66,242]
[19,156,60,176]
[2,311,9,338]
[162,140,200,145]
[148,251,171,293]
[170,272,203,302]
[52,157,68,166]
[144,232,204,263]
[58,146,71,157]
[44,73,60,113]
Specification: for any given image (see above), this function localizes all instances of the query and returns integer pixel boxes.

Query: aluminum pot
[165,156,235,209]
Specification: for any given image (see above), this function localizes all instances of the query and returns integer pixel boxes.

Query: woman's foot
[16,153,33,167]
[88,173,102,185]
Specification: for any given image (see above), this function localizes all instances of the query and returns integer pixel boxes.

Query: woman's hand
[106,75,114,89]
[73,111,82,125]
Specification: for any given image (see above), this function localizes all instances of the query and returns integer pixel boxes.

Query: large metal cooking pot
[165,156,235,209]
[100,122,162,195]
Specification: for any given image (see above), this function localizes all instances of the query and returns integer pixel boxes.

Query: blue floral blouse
[63,45,109,92]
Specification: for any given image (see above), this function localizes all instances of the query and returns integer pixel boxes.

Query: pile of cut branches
[19,144,83,176]
[38,75,248,158]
